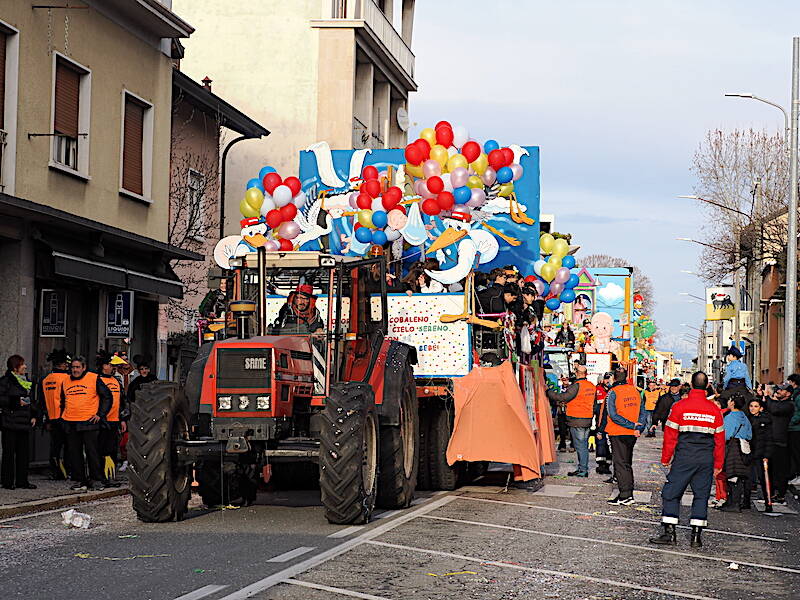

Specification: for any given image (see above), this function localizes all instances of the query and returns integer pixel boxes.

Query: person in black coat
[767,385,794,503]
[746,399,773,509]
[650,379,682,433]
[0,355,38,489]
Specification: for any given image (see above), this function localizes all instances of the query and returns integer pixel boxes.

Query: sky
[408,0,800,363]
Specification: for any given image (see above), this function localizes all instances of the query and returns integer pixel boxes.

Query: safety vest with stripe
[566,379,596,419]
[99,374,122,422]
[62,372,101,422]
[42,371,69,420]
[605,383,642,436]
[644,389,660,411]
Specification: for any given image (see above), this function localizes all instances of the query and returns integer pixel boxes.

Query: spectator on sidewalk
[62,356,112,492]
[788,374,800,487]
[718,391,753,512]
[546,365,594,477]
[605,368,647,505]
[594,372,613,476]
[767,383,793,504]
[650,371,724,548]
[96,351,127,487]
[0,355,38,490]
[650,378,682,435]
[747,399,773,510]
[126,359,157,405]
[723,347,751,390]
[39,349,71,480]
[643,380,660,437]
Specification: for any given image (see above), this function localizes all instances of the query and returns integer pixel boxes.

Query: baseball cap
[777,383,792,391]
[668,378,681,387]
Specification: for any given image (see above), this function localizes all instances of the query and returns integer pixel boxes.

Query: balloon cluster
[241,166,307,251]
[404,121,523,217]
[530,233,579,311]
[348,165,405,246]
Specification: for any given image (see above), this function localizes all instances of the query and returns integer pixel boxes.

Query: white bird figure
[304,142,372,188]
[424,214,500,285]
[293,195,333,249]
[508,144,530,165]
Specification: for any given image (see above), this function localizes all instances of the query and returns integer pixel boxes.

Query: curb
[0,487,130,519]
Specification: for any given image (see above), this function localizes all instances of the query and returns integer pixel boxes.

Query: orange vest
[62,372,101,422]
[566,379,596,419]
[42,371,69,420]
[605,383,642,436]
[100,374,122,422]
[644,389,660,411]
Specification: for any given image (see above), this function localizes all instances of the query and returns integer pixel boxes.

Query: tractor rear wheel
[426,402,459,491]
[128,382,191,522]
[319,383,379,524]
[377,364,418,508]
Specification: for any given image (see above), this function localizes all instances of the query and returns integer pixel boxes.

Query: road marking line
[328,526,364,538]
[173,584,229,600]
[216,494,456,600]
[267,546,316,562]
[283,579,390,599]
[366,540,719,600]
[373,510,400,520]
[456,495,788,542]
[421,514,800,574]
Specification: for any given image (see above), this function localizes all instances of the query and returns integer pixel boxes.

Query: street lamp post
[724,93,790,143]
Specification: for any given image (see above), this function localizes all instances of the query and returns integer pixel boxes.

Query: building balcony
[739,310,756,334]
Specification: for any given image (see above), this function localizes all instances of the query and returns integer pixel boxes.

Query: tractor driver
[272,284,323,333]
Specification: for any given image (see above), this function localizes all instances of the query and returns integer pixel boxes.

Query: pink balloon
[263,239,280,251]
[550,282,564,296]
[414,179,434,199]
[482,167,497,186]
[422,159,442,179]
[533,280,545,296]
[450,167,469,189]
[466,187,487,208]
[510,163,524,181]
[554,267,571,284]
[348,192,359,209]
[278,220,300,240]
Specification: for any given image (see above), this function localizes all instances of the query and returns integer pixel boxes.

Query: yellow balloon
[447,153,468,172]
[405,163,423,178]
[540,263,557,282]
[498,182,515,197]
[548,254,562,267]
[357,209,374,228]
[239,197,259,218]
[245,187,264,211]
[466,175,483,189]
[552,238,569,257]
[430,144,449,167]
[539,233,555,254]
[420,127,437,146]
[470,153,488,176]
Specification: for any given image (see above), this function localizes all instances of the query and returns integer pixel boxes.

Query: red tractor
[127,250,421,524]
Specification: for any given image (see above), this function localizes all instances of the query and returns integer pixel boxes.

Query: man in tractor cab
[272,284,323,334]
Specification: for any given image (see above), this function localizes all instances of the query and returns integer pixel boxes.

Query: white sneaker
[788,475,800,486]
[119,460,129,473]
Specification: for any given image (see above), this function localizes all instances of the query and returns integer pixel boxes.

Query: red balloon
[426,176,444,194]
[435,126,454,148]
[524,275,536,283]
[434,120,452,131]
[280,203,297,221]
[356,192,372,210]
[405,144,423,165]
[283,176,301,197]
[363,179,381,198]
[414,138,431,160]
[501,147,515,167]
[488,149,506,171]
[278,238,294,251]
[421,198,441,216]
[263,172,283,195]
[383,186,402,205]
[266,209,283,229]
[436,191,454,211]
[462,140,481,163]
[362,165,379,181]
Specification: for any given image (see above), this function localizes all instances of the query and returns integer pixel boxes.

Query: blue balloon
[546,298,561,311]
[561,255,576,269]
[560,290,576,304]
[246,178,264,192]
[540,281,550,297]
[454,186,471,205]
[371,210,388,229]
[355,227,372,243]
[484,139,500,153]
[258,165,276,180]
[565,273,580,289]
[496,166,513,184]
[371,229,388,246]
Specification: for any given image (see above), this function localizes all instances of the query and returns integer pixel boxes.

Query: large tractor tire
[319,383,379,524]
[420,401,459,491]
[197,459,258,507]
[128,382,192,522]
[377,364,419,509]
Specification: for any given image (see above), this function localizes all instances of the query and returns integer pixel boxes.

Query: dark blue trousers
[661,451,714,527]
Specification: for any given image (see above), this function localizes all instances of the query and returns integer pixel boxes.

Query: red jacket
[662,389,725,470]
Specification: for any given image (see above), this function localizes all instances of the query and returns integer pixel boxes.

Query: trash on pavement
[118,534,139,539]
[193,569,206,574]
[427,570,478,577]
[61,509,92,529]
[728,562,739,570]
[74,552,170,561]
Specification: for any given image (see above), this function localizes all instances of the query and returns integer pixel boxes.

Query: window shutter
[0,32,7,130]
[54,58,80,138]
[122,95,145,195]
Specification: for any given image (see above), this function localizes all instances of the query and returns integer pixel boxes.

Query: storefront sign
[106,291,134,338]
[585,352,612,384]
[705,286,736,321]
[40,289,66,337]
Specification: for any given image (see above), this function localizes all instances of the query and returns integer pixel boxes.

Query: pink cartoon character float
[583,312,621,355]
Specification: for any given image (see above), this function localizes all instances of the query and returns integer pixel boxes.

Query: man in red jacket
[650,371,724,548]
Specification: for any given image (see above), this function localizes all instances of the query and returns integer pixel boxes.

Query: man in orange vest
[547,365,596,477]
[643,380,661,437]
[39,349,71,480]
[606,368,647,505]
[61,356,112,492]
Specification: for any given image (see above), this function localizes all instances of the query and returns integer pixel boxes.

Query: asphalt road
[1,436,798,600]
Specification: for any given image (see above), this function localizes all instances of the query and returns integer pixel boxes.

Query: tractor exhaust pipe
[257,246,267,336]
[229,300,256,339]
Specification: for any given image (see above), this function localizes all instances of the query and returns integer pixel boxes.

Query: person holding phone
[0,355,38,489]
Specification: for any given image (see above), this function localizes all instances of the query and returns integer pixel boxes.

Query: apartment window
[0,21,19,194]
[50,53,90,177]
[120,91,153,201]
[186,169,206,241]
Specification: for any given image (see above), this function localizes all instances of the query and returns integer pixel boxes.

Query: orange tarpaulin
[446,361,542,481]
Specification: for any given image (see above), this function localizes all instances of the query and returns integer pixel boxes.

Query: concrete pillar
[316,28,357,149]
[372,80,390,148]
[401,0,415,46]
[389,97,407,147]
[353,61,374,148]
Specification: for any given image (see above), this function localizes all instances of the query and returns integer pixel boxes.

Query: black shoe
[70,483,88,492]
[105,480,122,488]
[567,470,588,477]
[772,496,787,505]
[1,483,15,490]
[607,495,635,506]
[558,446,567,452]
[649,523,677,545]
[604,476,617,484]
[690,526,703,548]
[596,464,612,475]
[645,432,656,438]
[568,447,576,453]
[87,482,106,492]
[717,501,740,512]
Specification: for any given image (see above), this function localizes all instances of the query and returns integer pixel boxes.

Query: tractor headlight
[217,396,232,410]
[238,395,250,410]
[256,395,271,410]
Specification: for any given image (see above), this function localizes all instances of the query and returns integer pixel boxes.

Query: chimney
[202,76,212,91]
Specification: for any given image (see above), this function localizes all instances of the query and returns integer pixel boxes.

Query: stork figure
[294,195,333,249]
[424,211,499,285]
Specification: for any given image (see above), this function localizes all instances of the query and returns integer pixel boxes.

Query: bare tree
[580,254,656,316]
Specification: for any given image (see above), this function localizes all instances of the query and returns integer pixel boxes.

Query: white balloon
[385,227,401,241]
[371,196,384,211]
[273,185,292,207]
[293,191,307,209]
[260,194,276,216]
[452,125,469,149]
[447,146,458,157]
[533,259,546,276]
[440,172,454,192]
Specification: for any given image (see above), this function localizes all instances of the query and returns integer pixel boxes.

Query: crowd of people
[0,350,156,492]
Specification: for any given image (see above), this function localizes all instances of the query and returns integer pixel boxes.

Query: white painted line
[457,495,788,542]
[373,509,400,520]
[173,584,229,600]
[267,546,316,563]
[410,497,427,506]
[284,579,390,600]
[366,540,719,600]
[216,494,457,600]
[327,526,364,539]
[421,514,800,574]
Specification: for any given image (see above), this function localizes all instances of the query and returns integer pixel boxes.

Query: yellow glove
[104,456,116,480]
[588,435,596,452]
[58,459,68,479]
